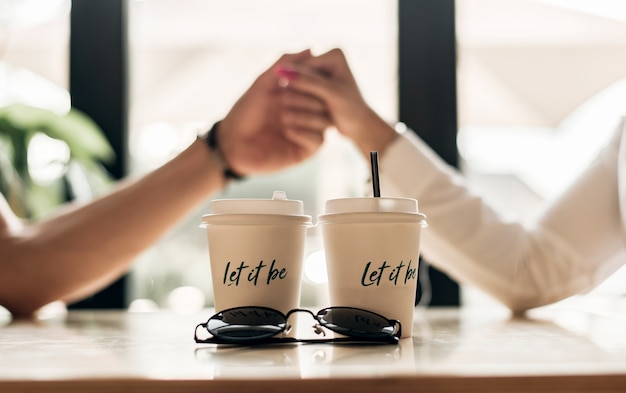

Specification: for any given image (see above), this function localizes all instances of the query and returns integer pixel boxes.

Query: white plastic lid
[209,191,305,215]
[323,197,419,214]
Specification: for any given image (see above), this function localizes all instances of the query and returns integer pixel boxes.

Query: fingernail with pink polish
[275,66,299,81]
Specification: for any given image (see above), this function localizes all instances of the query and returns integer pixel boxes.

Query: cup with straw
[317,151,427,338]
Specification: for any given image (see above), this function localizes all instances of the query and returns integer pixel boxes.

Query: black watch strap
[203,121,245,181]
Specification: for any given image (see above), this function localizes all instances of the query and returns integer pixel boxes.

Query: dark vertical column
[398,0,460,306]
[69,0,128,309]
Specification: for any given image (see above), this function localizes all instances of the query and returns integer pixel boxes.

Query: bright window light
[303,250,328,285]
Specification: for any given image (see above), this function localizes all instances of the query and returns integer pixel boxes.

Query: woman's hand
[275,48,398,157]
[218,50,330,176]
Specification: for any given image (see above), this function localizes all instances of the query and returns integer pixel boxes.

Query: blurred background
[1,0,625,313]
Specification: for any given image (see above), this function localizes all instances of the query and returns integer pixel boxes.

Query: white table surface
[2,303,626,392]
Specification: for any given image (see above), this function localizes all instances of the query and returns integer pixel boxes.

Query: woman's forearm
[380,129,624,312]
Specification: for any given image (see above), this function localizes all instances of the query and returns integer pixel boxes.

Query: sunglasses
[194,306,401,345]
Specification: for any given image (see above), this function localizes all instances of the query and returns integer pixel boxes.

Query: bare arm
[0,140,224,316]
[0,49,329,317]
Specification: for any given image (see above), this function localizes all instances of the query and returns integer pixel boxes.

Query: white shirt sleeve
[379,118,626,311]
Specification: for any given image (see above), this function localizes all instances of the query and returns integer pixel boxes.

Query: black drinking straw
[370,151,381,197]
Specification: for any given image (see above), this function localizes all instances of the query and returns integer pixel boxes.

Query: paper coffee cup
[201,191,311,314]
[318,197,427,338]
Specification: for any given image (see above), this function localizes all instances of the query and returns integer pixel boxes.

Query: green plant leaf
[0,104,115,163]
[0,117,31,184]
[0,103,115,218]
[28,180,66,219]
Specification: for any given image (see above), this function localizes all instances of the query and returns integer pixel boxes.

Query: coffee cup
[318,197,427,338]
[201,191,311,314]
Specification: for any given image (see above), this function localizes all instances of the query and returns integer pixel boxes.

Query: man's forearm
[0,139,223,316]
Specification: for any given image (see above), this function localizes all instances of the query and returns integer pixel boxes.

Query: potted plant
[0,103,114,218]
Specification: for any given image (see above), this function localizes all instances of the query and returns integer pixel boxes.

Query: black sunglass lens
[207,307,287,342]
[318,307,395,338]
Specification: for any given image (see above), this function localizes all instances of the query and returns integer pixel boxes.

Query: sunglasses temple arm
[194,322,214,343]
[392,319,402,339]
